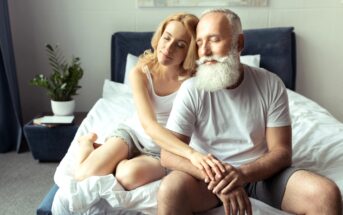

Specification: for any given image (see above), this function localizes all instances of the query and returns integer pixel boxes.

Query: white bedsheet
[52,80,343,215]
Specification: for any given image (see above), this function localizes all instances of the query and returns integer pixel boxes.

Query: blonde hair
[138,12,199,77]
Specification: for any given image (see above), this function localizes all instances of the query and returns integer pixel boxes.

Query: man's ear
[238,34,244,53]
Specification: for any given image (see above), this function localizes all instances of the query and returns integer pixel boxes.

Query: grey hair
[201,8,243,49]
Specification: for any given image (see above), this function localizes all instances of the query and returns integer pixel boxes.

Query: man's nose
[198,42,211,57]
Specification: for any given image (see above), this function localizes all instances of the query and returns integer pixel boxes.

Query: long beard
[195,52,240,92]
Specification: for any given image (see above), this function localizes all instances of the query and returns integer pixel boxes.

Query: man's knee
[158,171,196,201]
[298,171,342,213]
[316,177,341,204]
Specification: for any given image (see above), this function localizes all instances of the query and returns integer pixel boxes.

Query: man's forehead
[196,13,230,37]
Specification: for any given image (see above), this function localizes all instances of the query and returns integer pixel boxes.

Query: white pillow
[102,79,132,101]
[124,54,139,85]
[240,54,261,68]
[124,53,261,85]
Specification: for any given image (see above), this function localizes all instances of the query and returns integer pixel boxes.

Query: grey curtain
[0,0,24,152]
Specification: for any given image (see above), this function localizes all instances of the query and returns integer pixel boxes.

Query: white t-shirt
[166,65,291,167]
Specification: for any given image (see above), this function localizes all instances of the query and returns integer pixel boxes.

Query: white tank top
[124,66,177,153]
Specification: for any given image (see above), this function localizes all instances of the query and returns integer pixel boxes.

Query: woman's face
[157,21,191,68]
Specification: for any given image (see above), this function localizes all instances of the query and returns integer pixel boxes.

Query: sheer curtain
[0,0,24,152]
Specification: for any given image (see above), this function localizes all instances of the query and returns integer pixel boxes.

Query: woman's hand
[189,151,226,181]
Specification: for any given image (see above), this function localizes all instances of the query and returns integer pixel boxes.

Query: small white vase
[51,100,75,116]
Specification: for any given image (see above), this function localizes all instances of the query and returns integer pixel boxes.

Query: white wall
[8,0,343,123]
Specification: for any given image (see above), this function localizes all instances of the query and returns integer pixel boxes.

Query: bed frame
[37,27,296,215]
[111,27,296,90]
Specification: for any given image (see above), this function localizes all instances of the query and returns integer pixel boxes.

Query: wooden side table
[23,112,87,162]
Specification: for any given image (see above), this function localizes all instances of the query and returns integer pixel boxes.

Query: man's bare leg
[281,170,342,215]
[158,171,219,215]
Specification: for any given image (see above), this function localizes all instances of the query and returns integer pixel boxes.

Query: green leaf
[29,43,84,101]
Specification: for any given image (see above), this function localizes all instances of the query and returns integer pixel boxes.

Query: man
[157,9,342,215]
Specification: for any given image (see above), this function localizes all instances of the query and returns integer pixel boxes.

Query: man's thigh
[245,167,300,209]
[161,170,220,213]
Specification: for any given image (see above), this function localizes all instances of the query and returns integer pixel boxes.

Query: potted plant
[30,44,84,116]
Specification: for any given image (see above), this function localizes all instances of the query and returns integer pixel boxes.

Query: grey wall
[8,0,343,122]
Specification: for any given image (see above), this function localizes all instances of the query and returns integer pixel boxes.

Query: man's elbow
[283,149,292,167]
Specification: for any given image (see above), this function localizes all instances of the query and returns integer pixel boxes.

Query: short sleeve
[267,75,291,127]
[166,79,197,137]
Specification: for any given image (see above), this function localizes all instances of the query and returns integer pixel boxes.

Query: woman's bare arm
[129,66,224,179]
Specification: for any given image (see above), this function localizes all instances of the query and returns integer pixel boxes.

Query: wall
[8,0,343,123]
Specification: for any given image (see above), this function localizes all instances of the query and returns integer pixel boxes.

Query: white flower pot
[51,100,75,116]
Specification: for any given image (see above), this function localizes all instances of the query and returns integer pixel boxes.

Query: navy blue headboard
[111,27,296,90]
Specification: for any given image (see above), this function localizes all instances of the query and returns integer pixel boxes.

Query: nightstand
[23,112,87,162]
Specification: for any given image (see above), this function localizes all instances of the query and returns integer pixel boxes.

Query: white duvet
[52,80,343,215]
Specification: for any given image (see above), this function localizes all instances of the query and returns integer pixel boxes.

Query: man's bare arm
[239,126,292,183]
[210,126,292,194]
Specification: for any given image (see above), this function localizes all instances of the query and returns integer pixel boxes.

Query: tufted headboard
[111,27,296,90]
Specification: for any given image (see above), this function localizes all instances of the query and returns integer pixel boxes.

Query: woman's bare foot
[78,133,98,148]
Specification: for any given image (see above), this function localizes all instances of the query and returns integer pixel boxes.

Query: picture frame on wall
[137,0,268,7]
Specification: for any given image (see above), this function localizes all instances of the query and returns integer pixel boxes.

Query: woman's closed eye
[176,41,187,49]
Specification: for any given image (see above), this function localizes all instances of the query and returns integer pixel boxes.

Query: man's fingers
[220,177,238,194]
[236,193,246,215]
[223,199,231,215]
[235,189,252,215]
[245,195,252,215]
[207,179,220,190]
[230,197,238,215]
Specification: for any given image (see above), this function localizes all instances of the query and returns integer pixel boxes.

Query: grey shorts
[107,124,160,160]
[244,167,302,209]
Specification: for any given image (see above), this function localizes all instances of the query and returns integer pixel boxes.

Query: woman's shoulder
[129,64,149,85]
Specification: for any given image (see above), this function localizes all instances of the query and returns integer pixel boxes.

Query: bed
[39,27,343,215]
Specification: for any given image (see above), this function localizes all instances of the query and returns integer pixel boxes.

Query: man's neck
[226,64,244,90]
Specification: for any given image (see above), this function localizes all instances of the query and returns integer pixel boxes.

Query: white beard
[195,52,240,92]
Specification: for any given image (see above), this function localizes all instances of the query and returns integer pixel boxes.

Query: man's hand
[208,163,247,195]
[189,151,226,181]
[217,186,252,215]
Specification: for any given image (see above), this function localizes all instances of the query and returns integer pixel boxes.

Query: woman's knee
[115,160,136,189]
[115,159,157,190]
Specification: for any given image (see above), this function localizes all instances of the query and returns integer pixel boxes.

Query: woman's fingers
[201,161,215,181]
[208,154,226,173]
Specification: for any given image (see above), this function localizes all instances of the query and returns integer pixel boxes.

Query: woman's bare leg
[115,155,166,190]
[76,133,98,168]
[74,135,129,181]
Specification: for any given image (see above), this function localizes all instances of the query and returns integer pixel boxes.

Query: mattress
[52,80,343,215]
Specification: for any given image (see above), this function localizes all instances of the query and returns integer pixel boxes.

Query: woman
[75,13,224,190]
